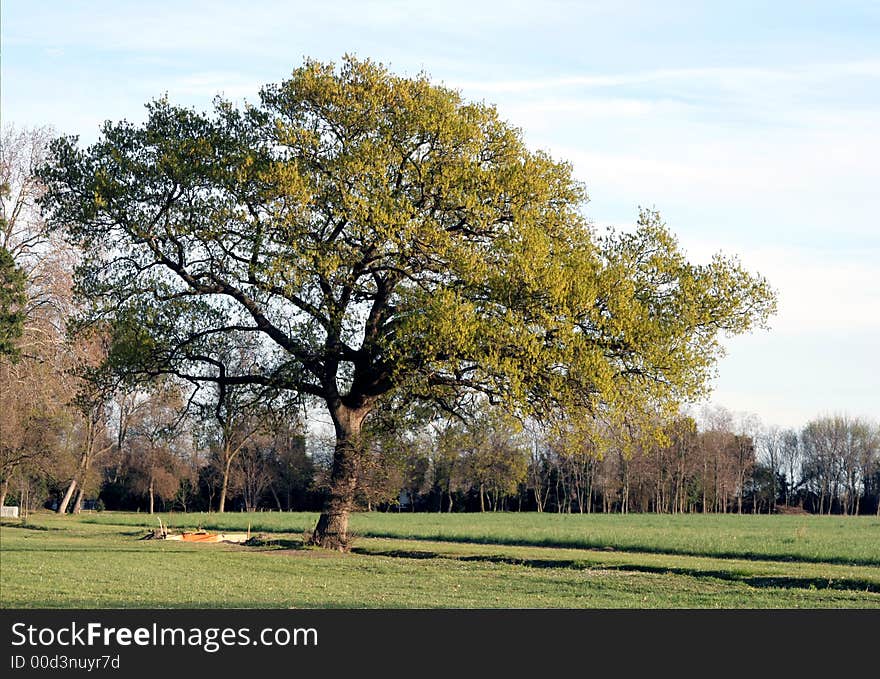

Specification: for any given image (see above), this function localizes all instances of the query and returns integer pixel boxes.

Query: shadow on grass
[1,534,310,554]
[243,536,309,551]
[354,531,880,568]
[0,522,60,531]
[0,547,243,555]
[352,547,880,594]
[50,517,880,568]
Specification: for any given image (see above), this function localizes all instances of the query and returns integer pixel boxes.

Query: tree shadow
[352,547,880,594]
[355,531,880,567]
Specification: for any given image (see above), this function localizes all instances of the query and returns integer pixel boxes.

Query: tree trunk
[218,455,233,513]
[148,477,155,514]
[309,403,367,550]
[57,478,77,514]
[0,475,10,509]
[72,486,84,514]
[269,484,283,512]
[21,479,29,519]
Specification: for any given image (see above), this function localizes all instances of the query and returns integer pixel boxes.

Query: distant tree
[265,422,311,511]
[124,380,188,513]
[697,406,738,513]
[0,375,63,507]
[845,417,877,515]
[201,382,274,513]
[667,415,698,513]
[1,125,69,338]
[353,438,406,512]
[351,408,428,512]
[854,421,880,516]
[799,415,879,515]
[221,410,304,512]
[743,462,779,514]
[778,428,801,507]
[231,436,275,512]
[55,332,116,514]
[40,56,776,547]
[401,436,433,511]
[1,124,89,511]
[172,443,203,512]
[0,254,73,510]
[1,125,60,358]
[548,416,611,514]
[801,416,847,514]
[0,246,26,357]
[524,423,553,513]
[462,409,528,512]
[760,425,785,512]
[733,413,760,514]
[1,126,51,264]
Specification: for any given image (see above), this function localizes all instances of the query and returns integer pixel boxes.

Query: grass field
[1,511,879,608]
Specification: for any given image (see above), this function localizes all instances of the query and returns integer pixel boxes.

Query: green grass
[1,512,878,608]
[77,510,880,565]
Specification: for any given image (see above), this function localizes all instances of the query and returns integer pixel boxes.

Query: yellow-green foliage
[40,56,776,433]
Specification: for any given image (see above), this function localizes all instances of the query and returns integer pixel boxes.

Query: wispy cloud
[454,61,880,94]
[145,72,262,100]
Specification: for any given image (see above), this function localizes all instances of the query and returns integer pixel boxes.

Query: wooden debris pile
[140,517,251,544]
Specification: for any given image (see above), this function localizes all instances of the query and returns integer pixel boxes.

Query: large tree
[39,57,775,548]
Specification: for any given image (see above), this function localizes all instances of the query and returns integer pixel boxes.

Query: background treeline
[2,125,879,517]
[3,366,880,517]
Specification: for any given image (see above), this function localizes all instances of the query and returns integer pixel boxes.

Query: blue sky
[3,1,878,428]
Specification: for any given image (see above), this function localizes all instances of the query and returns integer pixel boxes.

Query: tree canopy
[39,56,776,547]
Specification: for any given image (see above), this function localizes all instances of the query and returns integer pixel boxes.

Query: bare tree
[124,381,188,513]
[1,125,74,331]
[760,425,785,512]
[801,416,847,514]
[853,421,880,516]
[231,436,275,512]
[524,422,552,513]
[1,126,53,262]
[266,423,311,511]
[734,413,761,514]
[56,332,115,514]
[201,380,279,513]
[1,125,99,513]
[779,428,801,506]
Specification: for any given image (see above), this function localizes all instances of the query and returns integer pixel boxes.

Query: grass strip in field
[73,512,880,567]
[351,538,880,594]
